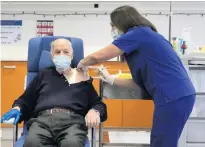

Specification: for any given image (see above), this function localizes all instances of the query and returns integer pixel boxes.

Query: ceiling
[1,1,205,13]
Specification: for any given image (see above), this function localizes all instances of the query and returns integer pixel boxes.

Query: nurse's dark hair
[110,5,157,32]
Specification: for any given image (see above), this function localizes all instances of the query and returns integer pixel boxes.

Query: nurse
[77,5,196,147]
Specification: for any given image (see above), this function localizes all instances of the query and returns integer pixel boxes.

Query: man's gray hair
[50,38,72,53]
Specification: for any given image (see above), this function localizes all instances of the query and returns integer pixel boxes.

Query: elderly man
[1,38,107,147]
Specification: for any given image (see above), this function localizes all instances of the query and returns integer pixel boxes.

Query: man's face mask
[53,55,72,73]
[111,27,123,40]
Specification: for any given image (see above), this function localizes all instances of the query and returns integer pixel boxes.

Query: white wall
[1,1,205,61]
[172,15,205,48]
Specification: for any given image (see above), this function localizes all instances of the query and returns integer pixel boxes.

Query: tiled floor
[1,128,150,147]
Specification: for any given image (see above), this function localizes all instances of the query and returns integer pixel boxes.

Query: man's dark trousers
[23,111,88,147]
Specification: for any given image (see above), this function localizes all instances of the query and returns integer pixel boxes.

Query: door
[1,61,27,128]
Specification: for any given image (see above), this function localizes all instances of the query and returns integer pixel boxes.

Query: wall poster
[1,20,22,44]
[36,20,54,37]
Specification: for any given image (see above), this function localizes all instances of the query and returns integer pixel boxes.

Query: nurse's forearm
[80,44,124,66]
[81,55,100,66]
[113,78,137,89]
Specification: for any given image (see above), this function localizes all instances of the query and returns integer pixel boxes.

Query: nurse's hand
[97,67,116,85]
[77,61,88,77]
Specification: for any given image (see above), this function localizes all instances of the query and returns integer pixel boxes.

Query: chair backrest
[22,36,84,135]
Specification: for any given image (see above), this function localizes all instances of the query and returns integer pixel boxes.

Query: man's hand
[0,107,21,125]
[85,109,100,128]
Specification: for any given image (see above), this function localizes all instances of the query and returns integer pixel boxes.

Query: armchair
[3,36,97,147]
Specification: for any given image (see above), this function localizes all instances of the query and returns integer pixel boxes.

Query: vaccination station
[0,1,205,147]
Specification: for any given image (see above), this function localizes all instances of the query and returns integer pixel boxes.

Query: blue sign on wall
[0,20,22,26]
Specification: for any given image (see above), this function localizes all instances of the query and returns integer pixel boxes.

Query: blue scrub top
[112,26,196,107]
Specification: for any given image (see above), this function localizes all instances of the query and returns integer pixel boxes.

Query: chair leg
[13,124,18,147]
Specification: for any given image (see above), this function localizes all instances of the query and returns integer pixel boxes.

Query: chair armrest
[3,118,15,124]
[91,128,96,147]
[2,118,19,147]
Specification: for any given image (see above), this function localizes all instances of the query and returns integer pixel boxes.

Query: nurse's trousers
[150,95,195,147]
